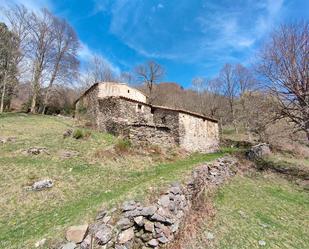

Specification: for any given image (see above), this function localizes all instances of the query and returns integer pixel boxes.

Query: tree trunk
[0,72,7,113]
[306,121,309,142]
[31,62,42,114]
[30,90,37,113]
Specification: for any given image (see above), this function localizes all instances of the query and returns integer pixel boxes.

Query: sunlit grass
[189,173,309,249]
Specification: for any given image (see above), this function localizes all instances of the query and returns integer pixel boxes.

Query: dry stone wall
[126,124,176,148]
[59,156,238,249]
[75,86,100,126]
[178,113,219,152]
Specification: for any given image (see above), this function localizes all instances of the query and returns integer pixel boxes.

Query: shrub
[72,129,84,139]
[114,139,132,153]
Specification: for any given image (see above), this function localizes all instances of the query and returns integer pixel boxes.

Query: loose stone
[32,179,53,191]
[65,224,88,243]
[148,239,159,247]
[118,227,135,244]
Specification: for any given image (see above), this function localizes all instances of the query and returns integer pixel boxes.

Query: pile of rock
[58,156,238,249]
[23,147,49,155]
[0,136,16,144]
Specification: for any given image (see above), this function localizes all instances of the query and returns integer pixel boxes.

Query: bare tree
[191,77,208,115]
[234,64,257,137]
[219,63,239,132]
[0,23,19,113]
[41,16,79,114]
[135,60,165,103]
[4,5,29,77]
[205,78,225,118]
[120,71,134,84]
[25,9,54,113]
[258,21,309,141]
[80,55,118,90]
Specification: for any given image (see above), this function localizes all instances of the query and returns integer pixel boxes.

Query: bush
[72,129,84,139]
[114,139,132,153]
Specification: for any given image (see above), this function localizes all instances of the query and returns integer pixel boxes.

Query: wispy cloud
[0,0,52,12]
[105,0,284,65]
[78,42,121,75]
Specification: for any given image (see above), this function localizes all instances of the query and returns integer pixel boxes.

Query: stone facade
[75,82,219,152]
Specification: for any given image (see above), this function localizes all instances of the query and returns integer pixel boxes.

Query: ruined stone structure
[75,82,219,152]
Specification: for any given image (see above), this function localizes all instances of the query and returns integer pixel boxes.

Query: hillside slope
[0,113,227,248]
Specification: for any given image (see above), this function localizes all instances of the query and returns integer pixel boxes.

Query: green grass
[266,153,309,170]
[189,173,309,249]
[0,113,226,248]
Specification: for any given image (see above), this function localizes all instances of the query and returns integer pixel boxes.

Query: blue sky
[0,0,308,87]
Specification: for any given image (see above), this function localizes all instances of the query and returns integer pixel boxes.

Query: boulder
[117,217,134,230]
[66,224,88,243]
[148,239,159,247]
[144,221,154,233]
[32,179,53,191]
[140,206,158,216]
[122,200,137,211]
[94,224,113,245]
[61,242,76,249]
[118,227,134,244]
[134,216,144,226]
[80,235,91,249]
[247,143,271,160]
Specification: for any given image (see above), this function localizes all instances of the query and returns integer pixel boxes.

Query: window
[161,116,166,124]
[127,90,130,93]
[136,104,143,112]
[151,108,154,114]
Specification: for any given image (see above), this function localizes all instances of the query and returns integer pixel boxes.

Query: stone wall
[96,97,154,135]
[126,124,176,148]
[178,113,219,152]
[152,108,180,144]
[75,86,99,126]
[59,156,238,249]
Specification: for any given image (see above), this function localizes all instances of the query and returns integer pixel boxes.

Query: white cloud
[107,0,285,64]
[0,0,52,12]
[157,3,164,9]
[78,42,121,75]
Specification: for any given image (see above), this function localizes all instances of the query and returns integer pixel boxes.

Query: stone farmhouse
[75,82,219,152]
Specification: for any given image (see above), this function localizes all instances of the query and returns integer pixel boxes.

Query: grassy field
[0,113,227,248]
[187,172,309,249]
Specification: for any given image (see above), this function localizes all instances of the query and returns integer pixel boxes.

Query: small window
[128,90,130,93]
[151,108,154,114]
[161,116,166,124]
[138,104,142,110]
